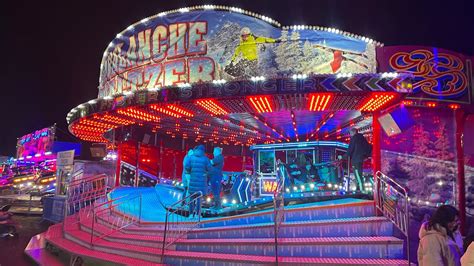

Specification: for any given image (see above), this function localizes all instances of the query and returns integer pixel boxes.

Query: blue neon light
[250,141,349,151]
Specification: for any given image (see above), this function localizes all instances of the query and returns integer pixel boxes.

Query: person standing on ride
[184,145,211,216]
[418,205,464,266]
[209,147,224,209]
[181,149,193,204]
[345,128,372,191]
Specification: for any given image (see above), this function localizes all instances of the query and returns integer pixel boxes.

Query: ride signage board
[99,9,376,97]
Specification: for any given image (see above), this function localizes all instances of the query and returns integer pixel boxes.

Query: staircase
[38,198,409,265]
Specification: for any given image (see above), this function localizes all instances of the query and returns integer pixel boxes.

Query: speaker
[378,106,414,137]
[90,146,107,158]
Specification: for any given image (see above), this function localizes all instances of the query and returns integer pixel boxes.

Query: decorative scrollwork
[389,49,467,98]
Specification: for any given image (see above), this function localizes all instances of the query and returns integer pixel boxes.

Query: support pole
[115,142,121,187]
[136,141,141,187]
[372,112,382,174]
[372,112,382,215]
[455,109,466,235]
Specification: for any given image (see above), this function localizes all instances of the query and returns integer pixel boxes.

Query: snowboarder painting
[224,27,279,79]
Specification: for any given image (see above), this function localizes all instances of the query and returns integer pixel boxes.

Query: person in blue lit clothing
[181,149,193,205]
[184,145,211,217]
[209,147,224,209]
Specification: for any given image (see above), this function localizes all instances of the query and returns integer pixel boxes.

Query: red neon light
[308,93,333,111]
[426,102,437,108]
[94,114,135,126]
[196,99,228,115]
[247,96,273,113]
[359,93,396,112]
[117,107,161,122]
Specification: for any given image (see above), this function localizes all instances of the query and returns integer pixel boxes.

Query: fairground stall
[26,5,473,265]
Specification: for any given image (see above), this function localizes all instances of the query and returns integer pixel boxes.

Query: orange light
[359,93,397,112]
[448,104,460,110]
[150,104,194,118]
[117,107,161,122]
[426,102,437,108]
[308,93,333,111]
[247,96,273,113]
[196,99,228,115]
[402,100,414,106]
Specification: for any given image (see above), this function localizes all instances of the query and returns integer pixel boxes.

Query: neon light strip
[248,96,273,113]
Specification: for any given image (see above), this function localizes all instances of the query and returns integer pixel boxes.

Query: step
[79,216,165,247]
[188,216,394,239]
[95,200,376,235]
[95,198,375,229]
[44,224,163,266]
[63,225,408,265]
[173,236,404,259]
[200,199,375,228]
[79,217,403,259]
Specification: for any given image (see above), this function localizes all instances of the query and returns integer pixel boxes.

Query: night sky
[1,0,473,157]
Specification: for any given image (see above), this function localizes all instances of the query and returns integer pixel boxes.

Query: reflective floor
[109,185,367,222]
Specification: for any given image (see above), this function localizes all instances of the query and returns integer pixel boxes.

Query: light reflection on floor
[109,185,368,223]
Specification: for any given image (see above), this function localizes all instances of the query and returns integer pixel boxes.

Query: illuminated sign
[17,127,55,158]
[99,9,376,97]
[260,177,278,196]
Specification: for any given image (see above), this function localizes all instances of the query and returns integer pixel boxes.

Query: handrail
[273,160,286,265]
[63,174,109,236]
[89,193,142,245]
[374,171,410,263]
[161,191,204,260]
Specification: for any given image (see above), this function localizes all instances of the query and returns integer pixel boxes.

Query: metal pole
[136,141,141,187]
[139,194,142,224]
[372,112,382,215]
[90,207,95,246]
[454,109,466,235]
[161,212,169,261]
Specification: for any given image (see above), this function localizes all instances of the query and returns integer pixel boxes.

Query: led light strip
[196,99,228,115]
[308,93,333,111]
[248,96,273,113]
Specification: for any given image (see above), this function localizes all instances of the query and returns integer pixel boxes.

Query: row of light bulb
[381,72,399,78]
[13,183,46,189]
[250,76,266,82]
[336,73,353,78]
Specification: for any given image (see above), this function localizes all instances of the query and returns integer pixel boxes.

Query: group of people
[181,145,224,215]
[287,153,320,186]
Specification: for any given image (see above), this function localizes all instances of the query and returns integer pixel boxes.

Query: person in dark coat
[345,128,372,191]
[184,145,211,216]
[209,147,224,209]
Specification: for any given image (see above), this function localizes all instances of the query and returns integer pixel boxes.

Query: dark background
[1,0,473,157]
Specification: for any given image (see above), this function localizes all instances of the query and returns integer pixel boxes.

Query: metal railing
[89,193,142,245]
[374,171,410,262]
[161,191,204,260]
[273,161,286,265]
[63,174,109,234]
